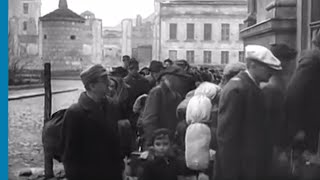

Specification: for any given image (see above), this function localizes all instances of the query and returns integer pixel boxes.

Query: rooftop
[40,0,85,22]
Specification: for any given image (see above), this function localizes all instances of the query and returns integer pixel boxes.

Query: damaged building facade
[152,0,247,65]
[9,0,41,59]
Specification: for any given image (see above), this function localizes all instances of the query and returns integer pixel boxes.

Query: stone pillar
[296,0,310,52]
[121,19,132,57]
[152,0,161,60]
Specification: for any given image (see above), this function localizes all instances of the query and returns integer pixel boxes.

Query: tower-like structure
[39,0,86,71]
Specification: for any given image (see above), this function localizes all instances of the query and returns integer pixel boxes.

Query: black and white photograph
[8,0,320,179]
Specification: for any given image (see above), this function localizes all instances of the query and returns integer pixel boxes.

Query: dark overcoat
[141,82,183,144]
[285,49,320,152]
[124,74,151,127]
[216,71,272,180]
[61,92,122,180]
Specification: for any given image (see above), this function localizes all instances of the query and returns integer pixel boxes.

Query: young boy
[139,128,179,180]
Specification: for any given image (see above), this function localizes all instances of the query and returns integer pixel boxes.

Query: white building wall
[157,1,247,65]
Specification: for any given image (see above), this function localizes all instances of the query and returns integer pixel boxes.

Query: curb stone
[8,88,79,101]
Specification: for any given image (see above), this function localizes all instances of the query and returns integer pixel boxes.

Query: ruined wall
[9,0,41,57]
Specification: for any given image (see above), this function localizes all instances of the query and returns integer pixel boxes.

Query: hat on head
[149,61,164,72]
[80,64,108,86]
[245,45,282,70]
[157,65,192,81]
[223,62,246,76]
[270,44,297,61]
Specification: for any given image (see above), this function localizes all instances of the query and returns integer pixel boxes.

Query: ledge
[240,18,296,39]
[266,0,297,11]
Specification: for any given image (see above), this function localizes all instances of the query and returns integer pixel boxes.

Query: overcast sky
[41,0,155,27]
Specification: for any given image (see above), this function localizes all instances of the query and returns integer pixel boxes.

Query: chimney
[59,0,68,9]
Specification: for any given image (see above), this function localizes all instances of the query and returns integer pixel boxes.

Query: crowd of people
[59,30,320,180]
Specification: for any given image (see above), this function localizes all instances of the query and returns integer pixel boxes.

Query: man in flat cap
[216,45,282,180]
[61,64,122,180]
[286,30,320,157]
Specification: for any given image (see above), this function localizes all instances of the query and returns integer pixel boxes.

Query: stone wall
[41,21,84,71]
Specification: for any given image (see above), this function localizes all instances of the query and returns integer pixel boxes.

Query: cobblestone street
[9,80,84,180]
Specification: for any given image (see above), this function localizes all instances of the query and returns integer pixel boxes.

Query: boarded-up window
[187,23,195,40]
[23,21,27,31]
[204,51,212,64]
[221,23,230,41]
[169,24,177,40]
[221,51,229,64]
[23,3,29,14]
[186,50,194,63]
[204,24,212,40]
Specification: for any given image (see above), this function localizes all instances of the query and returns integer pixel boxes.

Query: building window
[23,3,29,14]
[187,23,194,40]
[169,50,177,61]
[44,35,47,39]
[204,51,212,64]
[186,50,194,63]
[23,21,27,31]
[204,24,212,41]
[221,51,229,64]
[221,23,230,41]
[169,23,177,40]
[70,35,76,40]
[239,51,245,62]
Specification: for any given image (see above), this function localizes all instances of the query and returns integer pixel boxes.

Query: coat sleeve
[141,88,161,144]
[285,56,319,140]
[217,86,244,180]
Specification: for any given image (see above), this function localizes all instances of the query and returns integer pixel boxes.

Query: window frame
[204,23,212,41]
[23,21,27,31]
[221,23,230,41]
[186,23,195,40]
[169,50,177,61]
[169,23,177,40]
[203,51,212,64]
[186,50,195,63]
[23,3,29,14]
[221,51,229,64]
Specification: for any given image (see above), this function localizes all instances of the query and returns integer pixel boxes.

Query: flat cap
[80,64,108,86]
[245,45,282,70]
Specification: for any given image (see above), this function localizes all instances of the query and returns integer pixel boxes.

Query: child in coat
[138,128,179,180]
